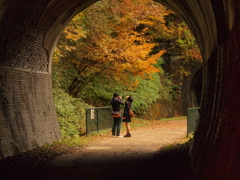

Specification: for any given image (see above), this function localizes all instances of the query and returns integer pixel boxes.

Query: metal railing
[85,107,112,136]
[187,107,200,136]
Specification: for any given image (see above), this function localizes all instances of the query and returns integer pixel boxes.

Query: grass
[131,116,186,128]
[159,116,186,121]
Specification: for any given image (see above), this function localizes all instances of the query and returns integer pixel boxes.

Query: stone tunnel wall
[0,67,62,159]
[190,1,240,178]
[0,0,64,158]
[190,24,240,180]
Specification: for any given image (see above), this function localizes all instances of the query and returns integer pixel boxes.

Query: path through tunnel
[1,0,240,179]
[2,119,191,180]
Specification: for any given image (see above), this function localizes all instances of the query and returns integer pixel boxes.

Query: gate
[85,107,112,136]
[187,107,200,136]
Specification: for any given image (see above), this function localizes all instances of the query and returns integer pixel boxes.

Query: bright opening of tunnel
[1,0,240,179]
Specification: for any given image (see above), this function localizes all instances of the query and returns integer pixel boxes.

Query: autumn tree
[53,0,202,114]
[54,0,169,97]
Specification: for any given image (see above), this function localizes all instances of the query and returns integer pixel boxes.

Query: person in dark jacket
[110,92,124,137]
[123,95,133,137]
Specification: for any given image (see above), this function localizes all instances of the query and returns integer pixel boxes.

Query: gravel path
[41,119,188,180]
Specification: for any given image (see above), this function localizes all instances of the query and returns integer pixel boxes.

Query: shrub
[53,88,92,138]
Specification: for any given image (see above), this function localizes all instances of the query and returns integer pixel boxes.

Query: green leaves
[53,88,92,138]
[52,0,202,130]
[54,0,170,98]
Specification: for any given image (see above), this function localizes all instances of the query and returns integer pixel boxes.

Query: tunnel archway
[1,0,240,179]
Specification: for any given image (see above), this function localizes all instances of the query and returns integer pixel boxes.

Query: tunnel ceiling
[0,0,223,73]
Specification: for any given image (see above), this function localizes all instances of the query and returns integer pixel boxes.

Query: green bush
[53,88,92,138]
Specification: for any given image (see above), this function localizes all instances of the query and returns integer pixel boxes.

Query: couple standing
[110,92,133,137]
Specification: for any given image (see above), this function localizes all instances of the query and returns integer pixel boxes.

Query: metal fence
[187,107,200,136]
[85,107,112,136]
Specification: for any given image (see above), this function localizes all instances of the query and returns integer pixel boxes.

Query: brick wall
[0,67,62,159]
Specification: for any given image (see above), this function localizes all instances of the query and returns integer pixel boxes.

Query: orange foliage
[55,0,179,95]
[59,0,170,90]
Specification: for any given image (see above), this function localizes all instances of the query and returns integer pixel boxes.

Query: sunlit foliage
[52,0,202,138]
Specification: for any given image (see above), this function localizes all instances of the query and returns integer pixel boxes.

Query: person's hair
[113,92,119,97]
[127,95,133,102]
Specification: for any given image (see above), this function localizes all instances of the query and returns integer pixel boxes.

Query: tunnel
[0,0,240,179]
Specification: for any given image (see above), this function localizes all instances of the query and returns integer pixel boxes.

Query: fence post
[187,107,200,137]
[86,109,88,136]
[97,109,99,132]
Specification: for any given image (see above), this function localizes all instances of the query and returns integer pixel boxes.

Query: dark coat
[110,97,124,112]
[123,96,133,122]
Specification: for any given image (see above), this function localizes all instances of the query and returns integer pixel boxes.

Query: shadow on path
[2,120,193,180]
[2,143,192,180]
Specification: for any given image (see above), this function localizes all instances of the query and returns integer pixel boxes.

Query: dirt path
[47,119,187,167]
[40,119,188,180]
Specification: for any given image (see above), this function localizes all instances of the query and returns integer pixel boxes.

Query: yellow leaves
[63,14,86,41]
[179,68,191,77]
[139,19,155,26]
[118,44,165,78]
[63,27,85,41]
[64,45,76,51]
[52,55,59,63]
[54,47,61,56]
[148,50,166,62]
[55,0,170,92]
